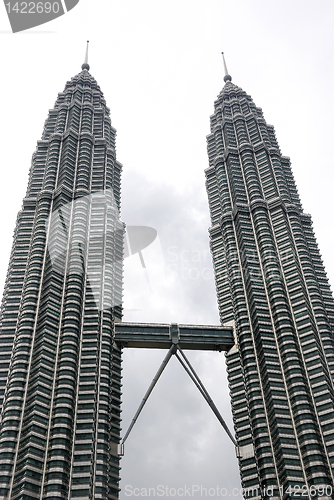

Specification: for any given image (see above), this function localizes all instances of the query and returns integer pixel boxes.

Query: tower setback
[2,51,334,500]
[0,54,237,500]
[0,62,123,499]
[206,63,334,498]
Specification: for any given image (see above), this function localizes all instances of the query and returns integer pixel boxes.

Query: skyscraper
[0,51,237,500]
[206,58,334,498]
[0,57,123,499]
[2,48,334,500]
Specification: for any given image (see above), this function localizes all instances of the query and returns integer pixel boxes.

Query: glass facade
[2,57,334,500]
[0,65,123,499]
[206,75,334,499]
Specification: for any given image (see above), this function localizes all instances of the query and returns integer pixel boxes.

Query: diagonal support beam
[175,345,237,447]
[118,340,236,455]
[119,343,177,454]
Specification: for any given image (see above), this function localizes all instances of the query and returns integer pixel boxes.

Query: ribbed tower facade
[206,68,334,498]
[0,61,123,499]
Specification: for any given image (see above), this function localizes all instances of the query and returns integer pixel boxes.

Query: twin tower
[0,55,334,500]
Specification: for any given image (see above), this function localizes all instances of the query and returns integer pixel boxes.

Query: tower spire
[222,52,232,82]
[82,41,90,71]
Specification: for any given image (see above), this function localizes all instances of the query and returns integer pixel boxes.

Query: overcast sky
[0,1,334,499]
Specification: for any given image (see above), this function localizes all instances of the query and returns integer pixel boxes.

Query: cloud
[122,169,220,325]
[120,170,242,498]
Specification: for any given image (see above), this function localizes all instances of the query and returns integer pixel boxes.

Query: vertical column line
[67,98,95,499]
[39,93,84,498]
[234,118,309,488]
[7,104,70,498]
[267,207,334,485]
[222,146,282,495]
[91,135,109,499]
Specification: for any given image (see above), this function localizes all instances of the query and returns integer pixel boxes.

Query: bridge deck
[114,322,235,351]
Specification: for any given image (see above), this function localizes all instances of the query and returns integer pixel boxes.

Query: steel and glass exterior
[0,64,123,499]
[206,74,334,499]
[2,56,334,500]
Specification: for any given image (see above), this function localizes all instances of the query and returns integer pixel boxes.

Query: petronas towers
[0,61,123,499]
[206,66,334,498]
[0,53,334,500]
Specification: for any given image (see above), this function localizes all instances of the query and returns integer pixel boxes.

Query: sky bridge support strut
[118,334,236,455]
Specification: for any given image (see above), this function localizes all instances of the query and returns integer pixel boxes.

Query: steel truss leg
[119,343,236,455]
[175,345,236,446]
[119,343,177,453]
